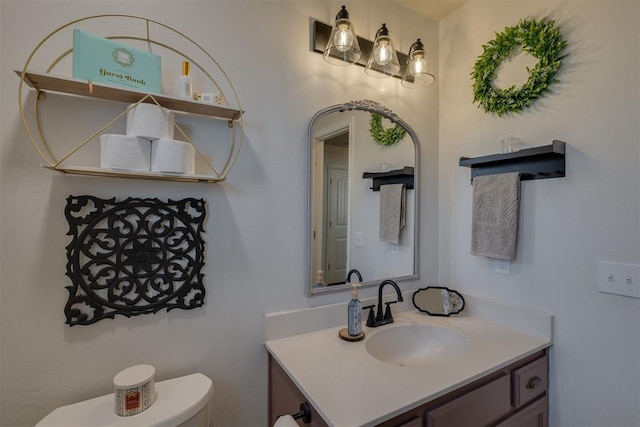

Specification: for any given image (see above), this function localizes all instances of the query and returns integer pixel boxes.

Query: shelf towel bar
[363,166,414,191]
[459,140,565,184]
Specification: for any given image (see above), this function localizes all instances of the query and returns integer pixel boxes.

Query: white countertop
[265,296,552,427]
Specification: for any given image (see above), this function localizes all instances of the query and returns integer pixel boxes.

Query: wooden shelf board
[44,165,224,183]
[16,69,243,121]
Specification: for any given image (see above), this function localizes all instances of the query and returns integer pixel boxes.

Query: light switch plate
[353,232,363,248]
[597,261,640,299]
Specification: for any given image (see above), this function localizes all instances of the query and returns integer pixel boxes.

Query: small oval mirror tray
[412,286,465,317]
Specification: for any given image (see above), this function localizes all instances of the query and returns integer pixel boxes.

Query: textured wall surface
[0,1,439,425]
[439,1,640,425]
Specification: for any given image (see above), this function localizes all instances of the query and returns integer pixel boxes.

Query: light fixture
[401,39,435,88]
[323,5,362,66]
[364,23,401,78]
[311,12,435,88]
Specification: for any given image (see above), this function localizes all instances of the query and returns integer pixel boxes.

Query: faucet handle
[363,305,376,327]
[383,301,398,320]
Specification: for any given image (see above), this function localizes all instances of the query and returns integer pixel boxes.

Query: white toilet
[36,373,213,427]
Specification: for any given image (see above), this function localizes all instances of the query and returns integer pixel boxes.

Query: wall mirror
[306,100,420,296]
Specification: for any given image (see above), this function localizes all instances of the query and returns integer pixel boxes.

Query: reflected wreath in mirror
[369,113,406,147]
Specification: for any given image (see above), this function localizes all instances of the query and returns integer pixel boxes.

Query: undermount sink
[365,324,470,367]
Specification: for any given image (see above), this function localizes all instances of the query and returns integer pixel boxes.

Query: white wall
[0,1,439,425]
[439,1,640,426]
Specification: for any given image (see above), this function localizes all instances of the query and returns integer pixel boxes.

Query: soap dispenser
[339,283,365,342]
[347,283,362,337]
[315,270,325,288]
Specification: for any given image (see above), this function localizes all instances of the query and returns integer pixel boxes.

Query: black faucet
[364,279,404,327]
[345,269,363,283]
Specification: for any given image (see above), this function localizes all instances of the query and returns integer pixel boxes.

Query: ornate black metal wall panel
[64,196,206,326]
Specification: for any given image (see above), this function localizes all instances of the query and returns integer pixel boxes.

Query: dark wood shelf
[459,140,565,183]
[362,166,414,191]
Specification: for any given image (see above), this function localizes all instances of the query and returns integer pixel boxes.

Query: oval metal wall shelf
[16,14,244,183]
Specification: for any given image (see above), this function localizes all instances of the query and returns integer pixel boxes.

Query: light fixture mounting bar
[311,20,408,80]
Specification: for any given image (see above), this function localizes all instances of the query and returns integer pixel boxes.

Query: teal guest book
[73,29,161,94]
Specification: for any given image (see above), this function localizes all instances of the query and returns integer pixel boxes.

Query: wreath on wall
[471,18,568,116]
[369,113,406,146]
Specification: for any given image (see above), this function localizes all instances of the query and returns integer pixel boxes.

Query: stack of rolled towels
[100,103,195,174]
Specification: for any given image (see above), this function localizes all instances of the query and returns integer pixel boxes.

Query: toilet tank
[36,373,213,427]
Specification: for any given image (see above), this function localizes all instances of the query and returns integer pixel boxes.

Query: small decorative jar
[113,364,156,416]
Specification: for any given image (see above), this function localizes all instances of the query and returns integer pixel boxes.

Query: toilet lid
[36,373,213,427]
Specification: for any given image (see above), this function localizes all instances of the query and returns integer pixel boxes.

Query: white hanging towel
[379,184,406,244]
[471,172,520,260]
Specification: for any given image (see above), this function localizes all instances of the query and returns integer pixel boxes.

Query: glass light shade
[365,24,401,77]
[323,6,362,65]
[402,39,435,88]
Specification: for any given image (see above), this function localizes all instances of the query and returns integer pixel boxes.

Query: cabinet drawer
[495,397,548,427]
[425,374,511,427]
[395,417,422,427]
[513,355,548,408]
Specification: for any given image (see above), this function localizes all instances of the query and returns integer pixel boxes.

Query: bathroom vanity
[265,295,552,426]
[269,349,548,426]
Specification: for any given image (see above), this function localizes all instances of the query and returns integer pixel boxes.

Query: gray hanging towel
[379,184,406,244]
[471,172,520,260]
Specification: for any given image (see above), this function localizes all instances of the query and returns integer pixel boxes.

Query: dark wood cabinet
[268,354,328,427]
[268,349,549,427]
[424,374,512,427]
[495,397,547,427]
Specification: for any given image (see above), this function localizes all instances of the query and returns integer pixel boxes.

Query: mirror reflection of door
[323,132,349,285]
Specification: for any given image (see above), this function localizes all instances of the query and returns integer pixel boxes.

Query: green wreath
[369,113,406,147]
[471,18,567,116]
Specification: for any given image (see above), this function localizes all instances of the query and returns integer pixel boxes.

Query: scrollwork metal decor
[341,100,400,123]
[64,196,207,326]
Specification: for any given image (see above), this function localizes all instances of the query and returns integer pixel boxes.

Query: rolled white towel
[126,103,174,141]
[100,134,151,171]
[151,139,195,175]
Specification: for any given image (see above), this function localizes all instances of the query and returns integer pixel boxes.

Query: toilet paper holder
[280,401,311,424]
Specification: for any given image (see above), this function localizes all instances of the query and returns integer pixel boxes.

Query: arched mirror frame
[306,100,420,296]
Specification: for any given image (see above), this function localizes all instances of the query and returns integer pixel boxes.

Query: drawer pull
[526,376,542,389]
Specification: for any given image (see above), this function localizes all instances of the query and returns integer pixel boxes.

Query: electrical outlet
[597,261,640,299]
[494,260,511,275]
